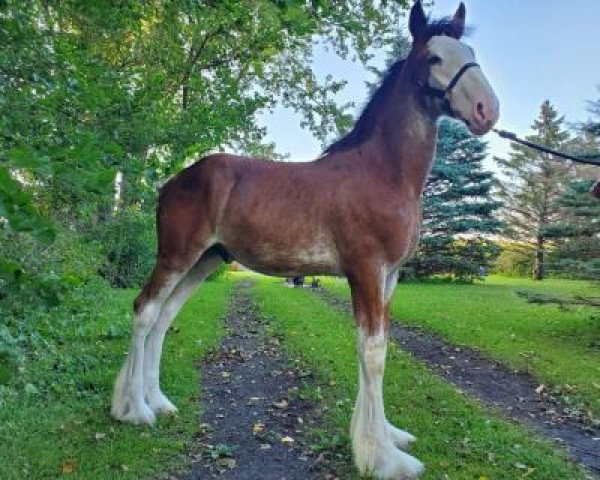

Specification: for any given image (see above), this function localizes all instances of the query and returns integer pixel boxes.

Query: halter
[420,61,480,112]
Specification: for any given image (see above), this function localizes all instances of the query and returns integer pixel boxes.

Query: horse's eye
[428,55,442,65]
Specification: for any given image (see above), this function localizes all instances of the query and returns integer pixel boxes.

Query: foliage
[492,241,535,277]
[88,208,157,288]
[1,0,410,223]
[545,179,600,280]
[0,278,232,479]
[407,119,502,281]
[0,226,106,381]
[1,0,412,304]
[543,95,600,280]
[495,100,573,280]
[581,88,600,138]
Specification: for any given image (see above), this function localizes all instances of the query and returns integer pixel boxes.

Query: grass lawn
[0,277,232,479]
[321,275,600,419]
[252,276,588,479]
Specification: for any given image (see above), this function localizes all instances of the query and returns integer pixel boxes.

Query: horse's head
[408,1,499,135]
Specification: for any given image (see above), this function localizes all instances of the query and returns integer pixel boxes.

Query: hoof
[117,401,157,425]
[111,399,127,420]
[386,423,416,450]
[355,440,424,480]
[146,391,178,415]
[376,444,424,480]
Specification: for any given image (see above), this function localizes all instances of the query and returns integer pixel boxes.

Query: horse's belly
[227,239,341,277]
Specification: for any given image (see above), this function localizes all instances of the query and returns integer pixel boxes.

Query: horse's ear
[409,1,427,43]
[451,2,466,39]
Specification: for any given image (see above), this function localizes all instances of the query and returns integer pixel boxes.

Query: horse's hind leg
[143,249,223,415]
[111,261,187,424]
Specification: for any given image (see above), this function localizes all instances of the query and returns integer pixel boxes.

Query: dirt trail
[311,286,600,478]
[183,282,344,480]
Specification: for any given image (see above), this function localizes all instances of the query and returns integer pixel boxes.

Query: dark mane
[324,16,464,155]
[324,59,405,154]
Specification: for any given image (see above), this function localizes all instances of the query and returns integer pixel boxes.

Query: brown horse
[112,2,499,478]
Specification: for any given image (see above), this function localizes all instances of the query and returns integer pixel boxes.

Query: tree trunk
[532,235,545,280]
[112,170,124,215]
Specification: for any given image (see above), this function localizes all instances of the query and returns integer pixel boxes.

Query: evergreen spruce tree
[545,179,600,280]
[545,95,600,280]
[495,100,573,280]
[582,90,600,137]
[407,118,502,281]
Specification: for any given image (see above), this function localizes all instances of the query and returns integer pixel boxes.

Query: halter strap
[421,61,480,99]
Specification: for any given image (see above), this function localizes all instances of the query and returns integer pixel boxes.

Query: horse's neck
[379,82,438,198]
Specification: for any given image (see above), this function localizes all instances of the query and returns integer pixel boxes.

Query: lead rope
[493,128,600,166]
[492,128,600,198]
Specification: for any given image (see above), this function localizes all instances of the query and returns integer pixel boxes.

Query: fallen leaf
[216,458,236,469]
[62,459,76,474]
[281,436,294,445]
[522,467,536,477]
[95,432,106,441]
[535,384,545,394]
[272,399,288,410]
[253,422,265,434]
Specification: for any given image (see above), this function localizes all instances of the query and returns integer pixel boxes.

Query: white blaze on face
[426,35,499,135]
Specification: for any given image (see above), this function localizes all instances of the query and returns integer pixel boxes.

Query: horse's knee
[133,300,161,332]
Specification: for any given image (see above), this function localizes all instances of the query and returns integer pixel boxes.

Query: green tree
[544,94,600,280]
[582,89,600,137]
[2,0,410,218]
[407,119,502,281]
[545,179,600,280]
[1,0,410,285]
[495,100,573,280]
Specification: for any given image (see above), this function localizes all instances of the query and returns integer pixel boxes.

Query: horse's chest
[384,208,421,265]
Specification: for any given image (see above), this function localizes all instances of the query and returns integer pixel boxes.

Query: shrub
[547,238,600,281]
[0,226,113,391]
[492,242,534,277]
[90,208,156,288]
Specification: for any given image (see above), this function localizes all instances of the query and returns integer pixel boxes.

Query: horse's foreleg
[349,268,424,479]
[382,268,417,451]
[143,251,223,415]
[112,265,183,424]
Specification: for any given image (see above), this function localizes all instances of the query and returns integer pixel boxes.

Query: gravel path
[183,281,344,480]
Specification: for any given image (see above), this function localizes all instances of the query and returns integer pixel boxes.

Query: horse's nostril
[476,102,485,120]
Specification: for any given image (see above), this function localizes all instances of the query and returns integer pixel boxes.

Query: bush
[547,258,600,281]
[407,239,500,283]
[90,208,156,288]
[492,243,534,277]
[546,238,600,281]
[0,226,113,391]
